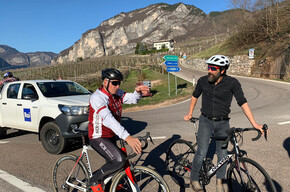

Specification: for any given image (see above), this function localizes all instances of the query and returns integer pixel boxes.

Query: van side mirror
[23,93,38,100]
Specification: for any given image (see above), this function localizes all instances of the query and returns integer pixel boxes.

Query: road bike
[52,128,170,192]
[166,117,277,192]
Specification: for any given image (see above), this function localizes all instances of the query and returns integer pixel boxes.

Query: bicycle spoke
[110,166,169,192]
[228,157,276,192]
[52,155,89,192]
[166,139,195,188]
[240,162,265,191]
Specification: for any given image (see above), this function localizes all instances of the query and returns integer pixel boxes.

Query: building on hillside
[153,39,174,51]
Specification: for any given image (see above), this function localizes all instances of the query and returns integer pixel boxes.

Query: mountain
[0,57,12,69]
[0,45,57,70]
[53,3,244,64]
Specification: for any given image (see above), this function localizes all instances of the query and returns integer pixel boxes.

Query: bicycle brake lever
[149,136,154,145]
[263,124,268,141]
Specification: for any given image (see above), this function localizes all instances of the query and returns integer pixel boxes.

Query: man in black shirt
[184,55,264,192]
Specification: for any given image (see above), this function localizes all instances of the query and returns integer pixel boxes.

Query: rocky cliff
[0,45,57,70]
[0,57,12,69]
[53,3,242,64]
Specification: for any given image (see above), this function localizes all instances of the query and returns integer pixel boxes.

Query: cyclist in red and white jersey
[88,68,149,192]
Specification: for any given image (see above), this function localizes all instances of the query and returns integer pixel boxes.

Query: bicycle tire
[165,139,196,188]
[109,165,170,192]
[227,157,277,192]
[52,154,90,192]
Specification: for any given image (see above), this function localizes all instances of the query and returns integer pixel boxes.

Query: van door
[16,83,39,132]
[1,83,21,128]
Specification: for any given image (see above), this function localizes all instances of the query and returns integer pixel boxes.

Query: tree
[230,0,287,43]
[77,57,83,62]
[135,43,140,54]
[138,43,147,55]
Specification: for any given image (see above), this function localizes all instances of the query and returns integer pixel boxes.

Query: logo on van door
[23,108,31,122]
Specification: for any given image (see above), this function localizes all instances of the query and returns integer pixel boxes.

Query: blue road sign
[164,60,178,66]
[167,67,181,72]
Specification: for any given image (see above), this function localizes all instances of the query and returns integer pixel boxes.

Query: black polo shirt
[193,75,247,118]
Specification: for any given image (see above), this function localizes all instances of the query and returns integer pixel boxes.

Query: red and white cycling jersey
[0,77,18,86]
[88,87,141,140]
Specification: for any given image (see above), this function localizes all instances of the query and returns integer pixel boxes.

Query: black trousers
[89,137,126,185]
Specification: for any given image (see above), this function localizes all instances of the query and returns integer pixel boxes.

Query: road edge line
[0,170,46,192]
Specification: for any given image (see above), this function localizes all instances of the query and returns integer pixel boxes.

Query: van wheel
[40,122,68,154]
[0,127,7,139]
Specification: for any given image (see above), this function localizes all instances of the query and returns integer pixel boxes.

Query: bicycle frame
[189,118,252,187]
[120,141,141,192]
[205,133,240,178]
[206,154,233,177]
[65,145,93,191]
[202,130,255,189]
[65,139,141,192]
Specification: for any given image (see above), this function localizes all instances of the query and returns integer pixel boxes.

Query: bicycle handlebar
[126,132,154,160]
[138,132,154,150]
[249,124,268,141]
[188,118,268,142]
[190,117,199,123]
[72,127,154,159]
[220,124,268,144]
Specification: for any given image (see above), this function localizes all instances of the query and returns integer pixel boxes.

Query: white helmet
[206,55,230,68]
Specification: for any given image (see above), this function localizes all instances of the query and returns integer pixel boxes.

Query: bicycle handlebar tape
[251,128,262,141]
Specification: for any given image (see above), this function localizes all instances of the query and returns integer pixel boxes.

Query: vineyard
[11,54,166,90]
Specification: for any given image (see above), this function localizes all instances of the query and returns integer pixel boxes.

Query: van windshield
[37,81,91,97]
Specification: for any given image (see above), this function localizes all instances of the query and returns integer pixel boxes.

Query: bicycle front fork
[125,166,141,192]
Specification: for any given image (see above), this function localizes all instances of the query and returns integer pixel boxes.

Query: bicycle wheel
[165,139,196,188]
[227,157,276,192]
[109,165,170,192]
[52,154,90,192]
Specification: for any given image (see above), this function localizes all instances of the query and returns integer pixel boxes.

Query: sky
[0,0,232,54]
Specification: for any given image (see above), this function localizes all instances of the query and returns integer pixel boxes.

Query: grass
[84,66,194,110]
[120,67,194,109]
[190,41,246,59]
[190,43,229,59]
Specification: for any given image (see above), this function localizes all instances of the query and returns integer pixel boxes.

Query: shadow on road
[0,129,31,139]
[137,134,191,192]
[140,134,181,175]
[283,137,290,158]
[272,179,282,192]
[121,116,147,135]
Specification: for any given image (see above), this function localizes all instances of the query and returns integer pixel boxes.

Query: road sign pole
[175,74,177,95]
[168,73,170,96]
[163,55,180,96]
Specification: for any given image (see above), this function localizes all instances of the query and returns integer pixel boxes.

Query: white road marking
[278,121,290,125]
[151,136,167,140]
[0,141,9,144]
[0,170,45,192]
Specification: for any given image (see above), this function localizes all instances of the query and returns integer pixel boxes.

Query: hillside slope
[53,3,244,64]
[0,45,57,69]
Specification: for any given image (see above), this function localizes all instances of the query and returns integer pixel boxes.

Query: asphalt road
[0,64,289,192]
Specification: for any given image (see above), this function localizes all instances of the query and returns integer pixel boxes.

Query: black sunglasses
[111,81,121,86]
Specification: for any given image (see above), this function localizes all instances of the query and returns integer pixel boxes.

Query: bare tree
[230,0,288,43]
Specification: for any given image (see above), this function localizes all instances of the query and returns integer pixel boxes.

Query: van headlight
[58,105,89,115]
